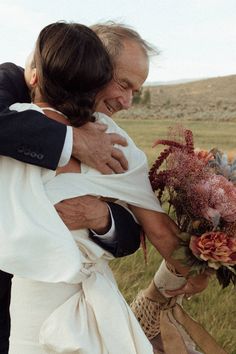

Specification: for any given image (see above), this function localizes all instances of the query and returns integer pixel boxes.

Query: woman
[0,21,155,354]
[0,22,206,354]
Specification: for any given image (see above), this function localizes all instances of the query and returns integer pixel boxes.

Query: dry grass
[111,118,236,354]
[115,75,236,122]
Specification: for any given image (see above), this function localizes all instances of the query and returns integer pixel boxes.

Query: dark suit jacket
[0,62,66,170]
[0,62,141,353]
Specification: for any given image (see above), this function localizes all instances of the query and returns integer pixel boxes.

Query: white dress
[0,104,163,354]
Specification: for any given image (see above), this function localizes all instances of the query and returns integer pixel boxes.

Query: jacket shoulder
[0,62,30,105]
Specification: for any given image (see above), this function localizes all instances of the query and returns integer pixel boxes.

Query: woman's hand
[165,272,209,297]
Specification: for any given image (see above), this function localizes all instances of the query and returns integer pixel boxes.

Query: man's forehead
[114,55,148,89]
[116,40,148,67]
[115,75,136,88]
[116,46,148,62]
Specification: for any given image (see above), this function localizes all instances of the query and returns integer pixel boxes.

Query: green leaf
[226,265,236,275]
[172,246,187,262]
[188,269,199,277]
[177,232,191,242]
[187,264,206,277]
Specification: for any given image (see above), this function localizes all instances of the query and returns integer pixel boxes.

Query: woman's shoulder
[94,112,147,170]
[94,112,119,130]
[10,102,44,113]
[94,112,137,146]
[0,63,30,109]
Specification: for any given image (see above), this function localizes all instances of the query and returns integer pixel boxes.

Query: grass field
[111,118,236,354]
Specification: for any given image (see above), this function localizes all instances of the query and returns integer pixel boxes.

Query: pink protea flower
[192,175,236,223]
[167,150,209,188]
[190,231,236,269]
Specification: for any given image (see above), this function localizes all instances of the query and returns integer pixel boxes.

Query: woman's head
[27,22,113,126]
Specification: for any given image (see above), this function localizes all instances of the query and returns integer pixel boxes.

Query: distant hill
[115,75,236,120]
[145,77,206,86]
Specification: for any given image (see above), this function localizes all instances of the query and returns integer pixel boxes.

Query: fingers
[105,160,124,174]
[111,147,128,171]
[93,122,108,132]
[95,147,128,174]
[96,161,126,175]
[166,274,209,297]
[109,132,128,147]
[91,125,128,148]
[165,284,187,297]
[55,201,78,216]
[72,123,128,174]
[98,166,114,174]
[55,196,110,231]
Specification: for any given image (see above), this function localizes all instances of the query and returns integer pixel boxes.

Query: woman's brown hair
[33,22,113,126]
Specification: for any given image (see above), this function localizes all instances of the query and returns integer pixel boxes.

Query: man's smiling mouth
[105,102,122,114]
[105,102,115,114]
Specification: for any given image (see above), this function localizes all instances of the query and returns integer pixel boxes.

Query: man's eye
[118,82,128,90]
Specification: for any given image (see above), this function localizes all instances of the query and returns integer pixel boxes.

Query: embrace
[0,21,211,354]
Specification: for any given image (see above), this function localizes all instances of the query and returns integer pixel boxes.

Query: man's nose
[120,90,133,110]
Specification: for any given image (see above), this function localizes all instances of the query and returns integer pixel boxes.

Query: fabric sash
[146,281,228,354]
[39,260,153,354]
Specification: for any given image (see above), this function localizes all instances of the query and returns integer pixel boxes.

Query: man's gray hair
[91,21,158,64]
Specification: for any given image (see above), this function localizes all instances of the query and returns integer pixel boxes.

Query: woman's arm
[130,207,182,268]
[129,206,209,294]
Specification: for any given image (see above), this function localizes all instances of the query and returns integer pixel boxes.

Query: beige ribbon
[144,281,228,354]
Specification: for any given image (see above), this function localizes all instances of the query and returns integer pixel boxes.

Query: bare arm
[129,208,182,269]
[129,206,209,295]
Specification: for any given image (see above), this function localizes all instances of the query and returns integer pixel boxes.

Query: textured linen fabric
[0,104,161,353]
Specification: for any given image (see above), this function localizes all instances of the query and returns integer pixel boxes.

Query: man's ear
[29,68,38,87]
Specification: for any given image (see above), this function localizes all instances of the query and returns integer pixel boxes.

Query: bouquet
[149,126,236,288]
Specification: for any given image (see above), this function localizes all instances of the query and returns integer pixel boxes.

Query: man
[93,23,150,116]
[92,22,205,354]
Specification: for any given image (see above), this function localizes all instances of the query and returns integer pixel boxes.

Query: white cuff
[91,205,116,244]
[58,126,73,167]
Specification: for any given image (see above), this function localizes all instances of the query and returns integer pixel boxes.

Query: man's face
[95,40,149,116]
[24,51,36,89]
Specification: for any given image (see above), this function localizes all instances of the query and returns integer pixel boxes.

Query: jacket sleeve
[90,202,141,257]
[0,270,12,354]
[0,62,66,170]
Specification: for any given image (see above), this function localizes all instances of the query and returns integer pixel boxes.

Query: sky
[1,0,236,83]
